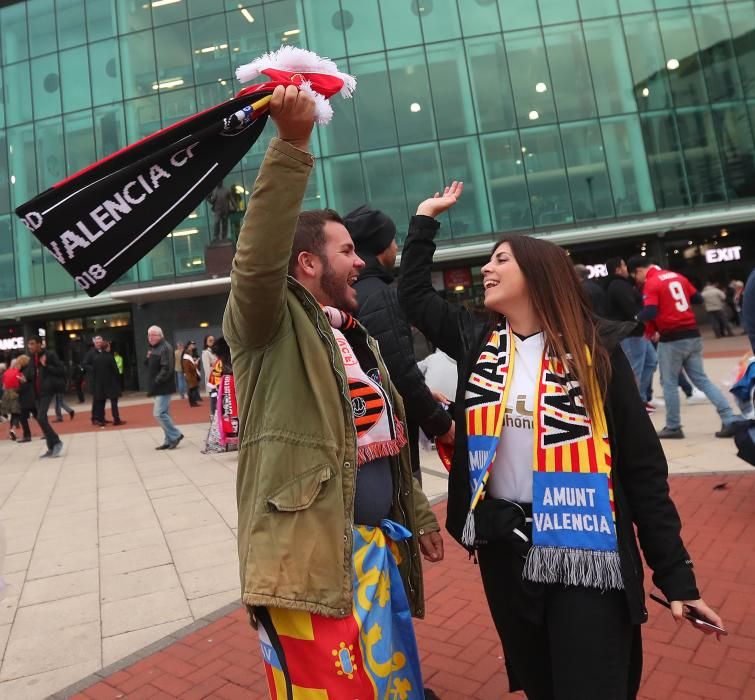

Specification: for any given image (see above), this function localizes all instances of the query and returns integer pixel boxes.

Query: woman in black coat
[397,183,723,700]
[90,349,123,426]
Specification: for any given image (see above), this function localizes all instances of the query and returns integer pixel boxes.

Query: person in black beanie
[344,204,455,485]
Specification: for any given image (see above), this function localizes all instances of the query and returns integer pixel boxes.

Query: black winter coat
[606,274,644,337]
[87,350,121,400]
[354,255,452,472]
[398,214,699,626]
[24,350,67,398]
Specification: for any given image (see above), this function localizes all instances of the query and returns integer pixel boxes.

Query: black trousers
[188,386,200,406]
[478,542,641,700]
[20,406,35,438]
[35,395,60,450]
[93,398,121,423]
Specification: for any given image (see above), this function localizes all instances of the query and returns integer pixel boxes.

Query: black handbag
[473,498,530,552]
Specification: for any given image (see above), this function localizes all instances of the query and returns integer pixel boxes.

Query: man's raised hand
[269,85,316,151]
[416,181,464,219]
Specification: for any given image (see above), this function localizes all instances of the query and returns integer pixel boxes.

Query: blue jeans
[175,372,187,398]
[152,394,182,444]
[657,337,735,430]
[620,337,657,402]
[55,393,74,419]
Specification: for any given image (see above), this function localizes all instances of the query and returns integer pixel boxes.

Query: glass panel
[656,9,709,107]
[600,115,656,214]
[190,14,231,86]
[124,96,161,141]
[43,246,75,295]
[116,0,152,33]
[196,80,233,112]
[712,102,755,200]
[560,121,614,221]
[0,67,4,130]
[465,35,517,133]
[583,18,637,116]
[60,46,92,113]
[675,107,726,204]
[458,0,501,37]
[7,124,38,211]
[172,226,205,276]
[36,116,65,190]
[302,0,346,59]
[31,54,62,120]
[28,0,56,58]
[64,110,96,176]
[90,39,122,105]
[401,143,446,240]
[227,4,268,63]
[14,220,45,298]
[618,0,654,12]
[264,0,303,50]
[340,0,384,55]
[481,131,532,230]
[543,23,598,122]
[139,237,176,282]
[693,5,743,102]
[519,125,573,227]
[426,41,476,139]
[119,30,157,100]
[362,148,408,228]
[188,0,218,18]
[379,1,422,50]
[438,137,492,239]
[152,0,187,26]
[4,63,33,128]
[57,0,87,50]
[640,112,690,208]
[322,155,367,215]
[578,0,620,19]
[93,104,126,159]
[537,0,579,25]
[159,86,197,124]
[727,1,755,99]
[350,54,398,150]
[505,29,558,126]
[498,0,540,31]
[0,216,17,300]
[86,0,117,41]
[623,12,674,111]
[419,0,462,43]
[1,2,29,63]
[154,22,194,91]
[0,135,9,213]
[655,0,690,9]
[317,89,360,156]
[388,48,436,144]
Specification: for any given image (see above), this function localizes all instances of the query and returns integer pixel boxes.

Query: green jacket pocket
[266,465,333,512]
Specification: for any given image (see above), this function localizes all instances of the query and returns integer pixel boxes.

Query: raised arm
[223,86,316,350]
[398,182,468,362]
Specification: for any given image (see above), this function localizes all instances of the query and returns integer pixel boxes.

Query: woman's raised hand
[416,181,464,219]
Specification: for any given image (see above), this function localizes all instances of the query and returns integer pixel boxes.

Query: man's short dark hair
[605,256,623,275]
[27,335,42,344]
[626,255,652,274]
[288,209,344,276]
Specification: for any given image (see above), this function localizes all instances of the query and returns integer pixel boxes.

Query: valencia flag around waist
[14,46,355,297]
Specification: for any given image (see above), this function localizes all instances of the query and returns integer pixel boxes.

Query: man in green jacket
[223,86,443,698]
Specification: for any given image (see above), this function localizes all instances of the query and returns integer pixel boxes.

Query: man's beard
[320,257,356,312]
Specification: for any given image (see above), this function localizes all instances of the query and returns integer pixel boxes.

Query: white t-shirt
[487,332,544,504]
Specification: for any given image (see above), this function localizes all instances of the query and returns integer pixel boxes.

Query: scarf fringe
[523,546,624,591]
[461,511,476,547]
[356,417,407,466]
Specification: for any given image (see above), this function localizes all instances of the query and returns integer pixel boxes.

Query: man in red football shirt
[628,256,742,440]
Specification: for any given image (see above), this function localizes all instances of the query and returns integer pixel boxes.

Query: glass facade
[0,0,753,302]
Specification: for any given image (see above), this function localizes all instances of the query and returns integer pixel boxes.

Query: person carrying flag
[223,85,442,699]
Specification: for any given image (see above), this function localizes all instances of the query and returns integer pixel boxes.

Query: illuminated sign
[705,246,742,264]
[586,264,608,279]
[0,336,24,351]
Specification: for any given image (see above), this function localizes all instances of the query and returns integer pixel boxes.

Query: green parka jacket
[223,138,440,619]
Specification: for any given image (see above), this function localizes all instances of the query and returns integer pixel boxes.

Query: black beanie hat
[343,204,397,256]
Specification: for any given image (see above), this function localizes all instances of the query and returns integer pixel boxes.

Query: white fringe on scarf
[523,546,624,591]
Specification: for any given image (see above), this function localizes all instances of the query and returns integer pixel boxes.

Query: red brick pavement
[69,473,755,699]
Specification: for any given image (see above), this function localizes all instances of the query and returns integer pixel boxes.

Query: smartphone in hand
[649,593,728,636]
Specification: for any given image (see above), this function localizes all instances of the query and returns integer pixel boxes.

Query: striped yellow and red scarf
[323,306,406,466]
[464,321,623,590]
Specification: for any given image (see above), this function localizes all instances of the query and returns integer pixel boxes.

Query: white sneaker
[648,398,665,408]
[687,389,707,405]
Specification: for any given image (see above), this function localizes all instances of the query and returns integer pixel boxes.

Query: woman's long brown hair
[490,235,611,417]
